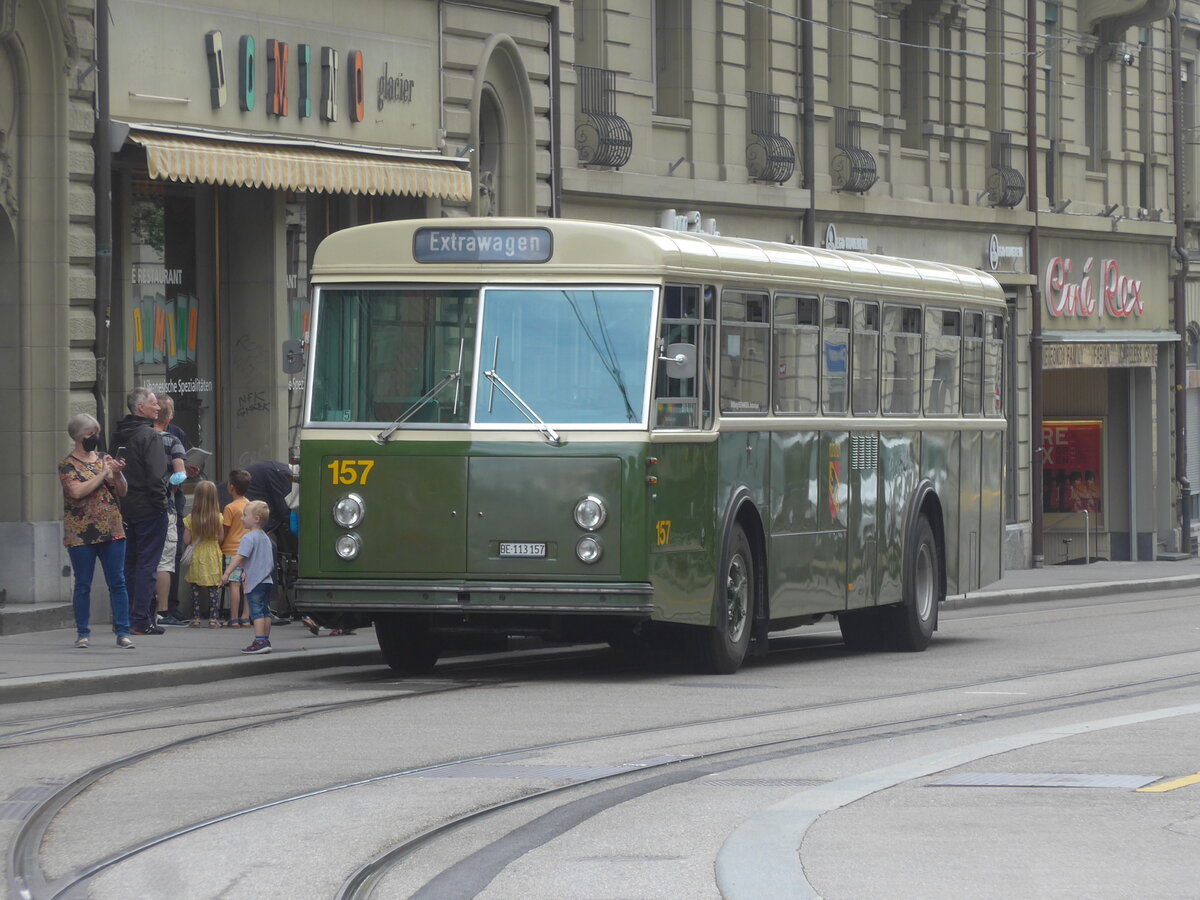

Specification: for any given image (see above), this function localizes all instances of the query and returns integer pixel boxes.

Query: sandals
[74,636,89,649]
[190,617,201,627]
[302,616,320,636]
[208,619,220,628]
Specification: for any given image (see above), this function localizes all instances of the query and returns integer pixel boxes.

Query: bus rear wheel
[374,613,441,674]
[886,515,940,651]
[688,524,755,674]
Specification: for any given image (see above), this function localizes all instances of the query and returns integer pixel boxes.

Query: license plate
[500,542,546,558]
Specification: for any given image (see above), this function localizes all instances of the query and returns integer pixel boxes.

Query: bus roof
[310,217,1007,306]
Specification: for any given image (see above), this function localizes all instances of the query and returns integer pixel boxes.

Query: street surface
[3,586,1199,899]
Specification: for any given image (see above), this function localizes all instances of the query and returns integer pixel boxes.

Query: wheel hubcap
[726,554,749,643]
[914,543,934,622]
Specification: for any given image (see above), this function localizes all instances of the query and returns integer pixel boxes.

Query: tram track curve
[21,645,1200,900]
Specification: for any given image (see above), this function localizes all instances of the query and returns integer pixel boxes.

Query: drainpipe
[1027,0,1044,567]
[94,0,112,445]
[1172,11,1192,552]
[801,0,815,246]
[550,5,563,218]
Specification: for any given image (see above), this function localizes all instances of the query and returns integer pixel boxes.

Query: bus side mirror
[659,342,697,380]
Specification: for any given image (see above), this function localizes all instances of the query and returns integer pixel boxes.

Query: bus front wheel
[375,613,441,674]
[688,523,755,674]
[886,515,940,651]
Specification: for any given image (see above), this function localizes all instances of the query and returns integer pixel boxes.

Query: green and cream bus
[295,218,1006,674]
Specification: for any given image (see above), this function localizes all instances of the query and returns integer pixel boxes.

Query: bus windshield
[310,287,477,425]
[309,285,655,427]
[475,287,655,427]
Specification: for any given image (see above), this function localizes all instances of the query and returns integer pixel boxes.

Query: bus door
[846,300,880,609]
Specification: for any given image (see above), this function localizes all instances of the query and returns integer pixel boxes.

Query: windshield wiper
[483,338,561,446]
[374,340,465,445]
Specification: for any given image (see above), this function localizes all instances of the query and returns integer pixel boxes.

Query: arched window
[471,36,535,216]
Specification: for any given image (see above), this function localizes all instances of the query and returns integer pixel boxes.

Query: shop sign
[1042,420,1103,524]
[824,224,870,252]
[205,32,416,123]
[986,234,1025,272]
[1043,343,1157,369]
[1044,255,1145,319]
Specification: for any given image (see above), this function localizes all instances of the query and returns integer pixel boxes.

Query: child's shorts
[246,582,274,622]
[222,555,244,582]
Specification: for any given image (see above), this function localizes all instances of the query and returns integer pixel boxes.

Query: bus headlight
[576,535,603,564]
[573,495,607,531]
[332,493,365,528]
[335,533,362,560]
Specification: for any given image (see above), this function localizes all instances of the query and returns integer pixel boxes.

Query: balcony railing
[831,107,877,193]
[746,91,796,184]
[575,65,632,170]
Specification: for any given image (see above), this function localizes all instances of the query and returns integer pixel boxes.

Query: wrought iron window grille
[575,65,633,170]
[831,107,877,194]
[745,91,795,184]
[986,131,1026,208]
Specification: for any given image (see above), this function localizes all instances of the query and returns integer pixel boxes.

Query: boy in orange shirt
[220,469,251,626]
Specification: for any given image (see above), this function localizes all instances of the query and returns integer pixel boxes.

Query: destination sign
[413,228,553,263]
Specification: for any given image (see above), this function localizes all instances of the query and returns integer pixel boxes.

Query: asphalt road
[3,586,1199,899]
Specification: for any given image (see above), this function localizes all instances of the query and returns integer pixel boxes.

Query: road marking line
[715,702,1200,900]
[963,691,1029,695]
[1137,772,1200,793]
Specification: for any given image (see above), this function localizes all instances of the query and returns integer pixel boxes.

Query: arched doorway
[471,35,535,217]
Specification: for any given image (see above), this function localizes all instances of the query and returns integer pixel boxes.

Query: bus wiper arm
[374,371,461,445]
[482,369,562,446]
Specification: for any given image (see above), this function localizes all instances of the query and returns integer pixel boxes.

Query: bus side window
[962,311,984,416]
[852,300,879,415]
[773,294,819,414]
[721,289,770,414]
[822,297,850,415]
[984,313,1005,416]
[882,304,921,415]
[924,308,961,417]
[656,284,701,428]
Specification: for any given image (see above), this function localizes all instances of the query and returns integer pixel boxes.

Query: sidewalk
[3,557,1199,704]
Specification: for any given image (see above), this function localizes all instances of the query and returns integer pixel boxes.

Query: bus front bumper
[295,579,656,616]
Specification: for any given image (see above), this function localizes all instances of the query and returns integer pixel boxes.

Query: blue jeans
[68,540,132,637]
[246,582,274,622]
[124,511,168,630]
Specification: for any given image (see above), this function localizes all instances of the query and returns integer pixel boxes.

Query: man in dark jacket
[113,387,169,635]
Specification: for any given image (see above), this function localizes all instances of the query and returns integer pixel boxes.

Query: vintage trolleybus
[295,218,1007,674]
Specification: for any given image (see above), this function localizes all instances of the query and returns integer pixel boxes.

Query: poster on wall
[1042,419,1103,524]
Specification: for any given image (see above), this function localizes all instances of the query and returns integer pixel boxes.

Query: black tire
[838,607,887,651]
[687,523,755,674]
[374,613,441,674]
[886,514,941,651]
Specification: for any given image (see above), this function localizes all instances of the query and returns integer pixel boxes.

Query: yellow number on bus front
[655,520,672,546]
[327,459,375,485]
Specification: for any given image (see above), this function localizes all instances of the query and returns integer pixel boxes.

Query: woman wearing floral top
[59,413,135,649]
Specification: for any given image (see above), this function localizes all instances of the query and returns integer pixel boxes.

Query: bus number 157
[328,459,375,485]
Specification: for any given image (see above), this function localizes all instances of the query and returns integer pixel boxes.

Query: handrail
[1050,508,1092,564]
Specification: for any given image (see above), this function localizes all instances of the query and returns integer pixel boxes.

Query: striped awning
[127,130,471,201]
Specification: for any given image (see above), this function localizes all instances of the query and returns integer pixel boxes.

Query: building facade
[3,0,1192,610]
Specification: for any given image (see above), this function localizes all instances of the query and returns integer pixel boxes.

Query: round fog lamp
[332,492,365,528]
[576,535,603,564]
[573,495,607,531]
[335,533,362,560]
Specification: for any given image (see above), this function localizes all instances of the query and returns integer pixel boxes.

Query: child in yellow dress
[183,480,226,626]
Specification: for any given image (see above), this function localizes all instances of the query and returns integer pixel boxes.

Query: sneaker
[241,640,272,654]
[116,636,135,649]
[158,614,189,627]
[74,636,89,649]
[132,624,165,636]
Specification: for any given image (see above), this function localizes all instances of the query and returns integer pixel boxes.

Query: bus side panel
[716,429,770,614]
[958,429,983,593]
[921,430,959,595]
[980,428,1004,588]
[878,432,921,604]
[648,439,718,624]
[768,430,844,618]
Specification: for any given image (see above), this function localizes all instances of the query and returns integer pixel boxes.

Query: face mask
[81,435,100,452]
